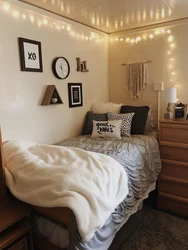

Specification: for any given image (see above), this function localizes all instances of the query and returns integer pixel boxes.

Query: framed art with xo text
[18,37,43,72]
[68,83,83,108]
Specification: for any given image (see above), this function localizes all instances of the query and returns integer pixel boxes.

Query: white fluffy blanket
[3,141,128,242]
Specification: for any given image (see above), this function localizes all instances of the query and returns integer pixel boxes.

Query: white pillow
[91,102,122,114]
[91,120,122,139]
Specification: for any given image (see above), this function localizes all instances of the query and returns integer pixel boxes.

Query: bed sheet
[34,134,162,250]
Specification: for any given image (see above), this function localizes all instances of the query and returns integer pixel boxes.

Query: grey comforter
[57,134,162,250]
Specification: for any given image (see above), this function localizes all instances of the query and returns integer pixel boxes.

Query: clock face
[52,57,70,79]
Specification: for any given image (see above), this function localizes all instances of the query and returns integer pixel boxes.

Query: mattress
[34,134,161,250]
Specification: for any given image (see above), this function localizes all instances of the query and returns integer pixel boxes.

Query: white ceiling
[20,0,188,33]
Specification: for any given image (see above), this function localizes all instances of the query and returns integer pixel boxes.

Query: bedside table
[158,119,188,217]
[0,199,33,250]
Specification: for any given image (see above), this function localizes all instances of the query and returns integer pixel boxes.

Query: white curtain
[126,62,148,99]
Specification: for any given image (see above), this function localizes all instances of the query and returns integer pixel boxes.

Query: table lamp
[164,87,177,119]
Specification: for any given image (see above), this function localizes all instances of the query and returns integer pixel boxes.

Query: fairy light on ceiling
[0,0,107,43]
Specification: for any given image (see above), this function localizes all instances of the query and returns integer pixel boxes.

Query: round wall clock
[52,57,70,79]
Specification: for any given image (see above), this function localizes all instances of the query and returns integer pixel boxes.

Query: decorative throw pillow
[107,112,134,137]
[91,120,122,139]
[90,102,122,114]
[120,105,150,134]
[82,111,107,135]
[145,106,155,133]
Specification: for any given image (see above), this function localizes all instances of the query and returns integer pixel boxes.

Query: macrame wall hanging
[121,46,152,99]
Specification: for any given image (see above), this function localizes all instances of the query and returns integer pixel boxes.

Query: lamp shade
[164,88,177,103]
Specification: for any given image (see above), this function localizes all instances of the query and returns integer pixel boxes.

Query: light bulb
[3,4,10,11]
[149,34,154,39]
[126,38,130,42]
[130,39,135,43]
[170,43,175,48]
[155,30,160,35]
[37,21,42,27]
[115,37,118,41]
[30,15,34,22]
[12,11,19,18]
[120,38,123,41]
[43,19,48,25]
[22,14,26,19]
[67,26,71,31]
[167,35,173,42]
[136,36,141,42]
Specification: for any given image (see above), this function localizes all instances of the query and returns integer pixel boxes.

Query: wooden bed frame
[0,129,145,250]
[0,129,75,250]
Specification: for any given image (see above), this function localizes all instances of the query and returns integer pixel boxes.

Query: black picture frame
[68,83,83,108]
[18,37,43,72]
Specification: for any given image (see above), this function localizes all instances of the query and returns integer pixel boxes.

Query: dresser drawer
[160,122,188,144]
[159,177,188,198]
[161,160,188,180]
[7,237,27,250]
[160,145,188,162]
[158,192,188,217]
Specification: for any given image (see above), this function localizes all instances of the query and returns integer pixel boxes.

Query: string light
[136,36,141,42]
[43,19,48,25]
[12,10,19,18]
[0,0,105,43]
[170,43,175,48]
[29,15,34,22]
[3,3,9,11]
[67,25,71,31]
[167,35,173,42]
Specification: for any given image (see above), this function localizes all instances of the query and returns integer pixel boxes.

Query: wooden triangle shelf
[41,85,63,106]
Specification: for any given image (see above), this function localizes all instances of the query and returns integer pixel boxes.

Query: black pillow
[120,105,150,134]
[82,111,108,135]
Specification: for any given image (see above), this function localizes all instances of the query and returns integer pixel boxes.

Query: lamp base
[164,112,173,120]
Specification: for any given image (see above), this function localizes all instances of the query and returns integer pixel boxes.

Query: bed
[1,131,161,250]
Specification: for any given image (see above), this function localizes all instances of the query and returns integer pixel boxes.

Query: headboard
[0,129,7,200]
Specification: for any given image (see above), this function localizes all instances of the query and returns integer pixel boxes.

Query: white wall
[108,22,188,126]
[0,1,108,143]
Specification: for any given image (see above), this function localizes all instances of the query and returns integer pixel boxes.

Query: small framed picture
[68,83,83,108]
[18,37,43,72]
[174,103,188,121]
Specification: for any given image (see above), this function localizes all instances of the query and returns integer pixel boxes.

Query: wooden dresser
[158,119,188,217]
